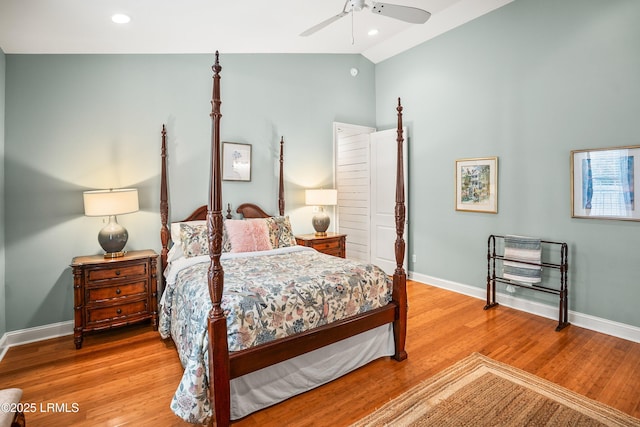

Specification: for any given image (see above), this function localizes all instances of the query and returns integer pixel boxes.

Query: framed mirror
[571,145,639,221]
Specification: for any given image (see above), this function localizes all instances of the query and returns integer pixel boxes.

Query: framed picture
[571,145,639,221]
[222,142,252,181]
[455,157,498,213]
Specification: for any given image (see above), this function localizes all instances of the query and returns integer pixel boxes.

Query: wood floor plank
[0,280,638,426]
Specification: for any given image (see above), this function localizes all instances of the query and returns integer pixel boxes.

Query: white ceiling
[0,0,512,63]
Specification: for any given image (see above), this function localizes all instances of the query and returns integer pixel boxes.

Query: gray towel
[503,235,542,284]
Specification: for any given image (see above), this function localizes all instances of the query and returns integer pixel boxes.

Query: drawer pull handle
[116,308,122,315]
[115,270,121,276]
[115,288,121,295]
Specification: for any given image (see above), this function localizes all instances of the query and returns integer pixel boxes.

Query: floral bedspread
[158,246,392,424]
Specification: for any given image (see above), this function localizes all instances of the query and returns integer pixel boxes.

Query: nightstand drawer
[321,247,343,257]
[87,299,149,325]
[86,263,147,282]
[87,280,148,303]
[295,233,346,258]
[311,239,341,251]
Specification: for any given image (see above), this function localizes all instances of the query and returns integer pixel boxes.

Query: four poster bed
[158,52,408,426]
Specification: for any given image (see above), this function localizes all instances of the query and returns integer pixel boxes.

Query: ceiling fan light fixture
[350,0,366,12]
[300,0,430,37]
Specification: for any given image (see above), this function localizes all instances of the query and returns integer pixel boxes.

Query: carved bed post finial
[279,136,285,216]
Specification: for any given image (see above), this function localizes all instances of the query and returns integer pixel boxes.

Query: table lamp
[83,188,139,258]
[305,189,338,236]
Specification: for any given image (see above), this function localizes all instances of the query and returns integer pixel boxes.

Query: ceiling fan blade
[300,11,349,37]
[371,2,431,24]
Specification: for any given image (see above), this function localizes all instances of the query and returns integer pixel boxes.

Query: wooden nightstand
[295,232,346,258]
[71,249,158,349]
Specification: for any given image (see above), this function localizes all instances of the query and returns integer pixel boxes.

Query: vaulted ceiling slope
[0,0,512,63]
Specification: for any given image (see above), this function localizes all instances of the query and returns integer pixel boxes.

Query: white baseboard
[0,320,73,362]
[409,271,640,344]
[0,333,7,362]
[1,274,639,363]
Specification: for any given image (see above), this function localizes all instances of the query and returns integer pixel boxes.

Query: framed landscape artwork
[455,157,498,213]
[222,142,252,181]
[571,145,639,221]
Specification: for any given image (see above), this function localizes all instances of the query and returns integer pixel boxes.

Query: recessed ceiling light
[368,29,379,36]
[111,14,131,24]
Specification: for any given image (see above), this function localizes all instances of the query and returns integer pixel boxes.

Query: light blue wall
[375,0,640,327]
[4,0,640,334]
[0,47,6,337]
[4,53,375,331]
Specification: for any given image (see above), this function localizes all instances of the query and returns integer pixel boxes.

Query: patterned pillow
[171,220,205,244]
[178,222,231,258]
[264,216,297,248]
[179,223,209,258]
[224,219,272,253]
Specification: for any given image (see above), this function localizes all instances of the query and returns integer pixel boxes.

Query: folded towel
[503,235,542,284]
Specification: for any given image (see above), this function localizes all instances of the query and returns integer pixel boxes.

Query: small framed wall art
[455,157,498,213]
[571,145,639,221]
[222,142,252,181]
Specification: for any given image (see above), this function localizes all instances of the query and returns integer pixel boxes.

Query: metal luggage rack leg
[484,234,569,331]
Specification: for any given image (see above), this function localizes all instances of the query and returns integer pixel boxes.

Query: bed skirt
[230,323,395,420]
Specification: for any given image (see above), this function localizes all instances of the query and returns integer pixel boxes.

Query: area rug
[351,353,640,426]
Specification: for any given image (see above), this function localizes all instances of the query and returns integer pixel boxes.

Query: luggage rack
[484,234,569,331]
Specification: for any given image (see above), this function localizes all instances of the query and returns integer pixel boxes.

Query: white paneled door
[335,123,408,274]
[370,128,408,275]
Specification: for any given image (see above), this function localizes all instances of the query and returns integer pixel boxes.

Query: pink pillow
[224,219,272,253]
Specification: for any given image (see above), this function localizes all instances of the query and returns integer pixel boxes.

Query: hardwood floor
[1,280,639,426]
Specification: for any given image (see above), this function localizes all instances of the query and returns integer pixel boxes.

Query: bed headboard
[159,118,286,271]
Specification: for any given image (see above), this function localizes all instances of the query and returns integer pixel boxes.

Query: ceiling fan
[300,0,431,37]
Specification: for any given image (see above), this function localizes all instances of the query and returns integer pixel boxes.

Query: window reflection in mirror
[572,146,639,221]
[582,149,634,216]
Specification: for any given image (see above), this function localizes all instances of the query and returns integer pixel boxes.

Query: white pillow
[167,243,183,263]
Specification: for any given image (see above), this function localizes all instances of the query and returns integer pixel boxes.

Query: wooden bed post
[278,136,285,216]
[160,124,170,275]
[392,98,408,362]
[207,52,231,427]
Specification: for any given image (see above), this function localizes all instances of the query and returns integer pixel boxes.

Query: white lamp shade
[83,188,139,217]
[305,189,338,206]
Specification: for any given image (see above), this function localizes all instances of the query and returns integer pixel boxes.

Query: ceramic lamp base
[312,210,330,236]
[98,215,129,257]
